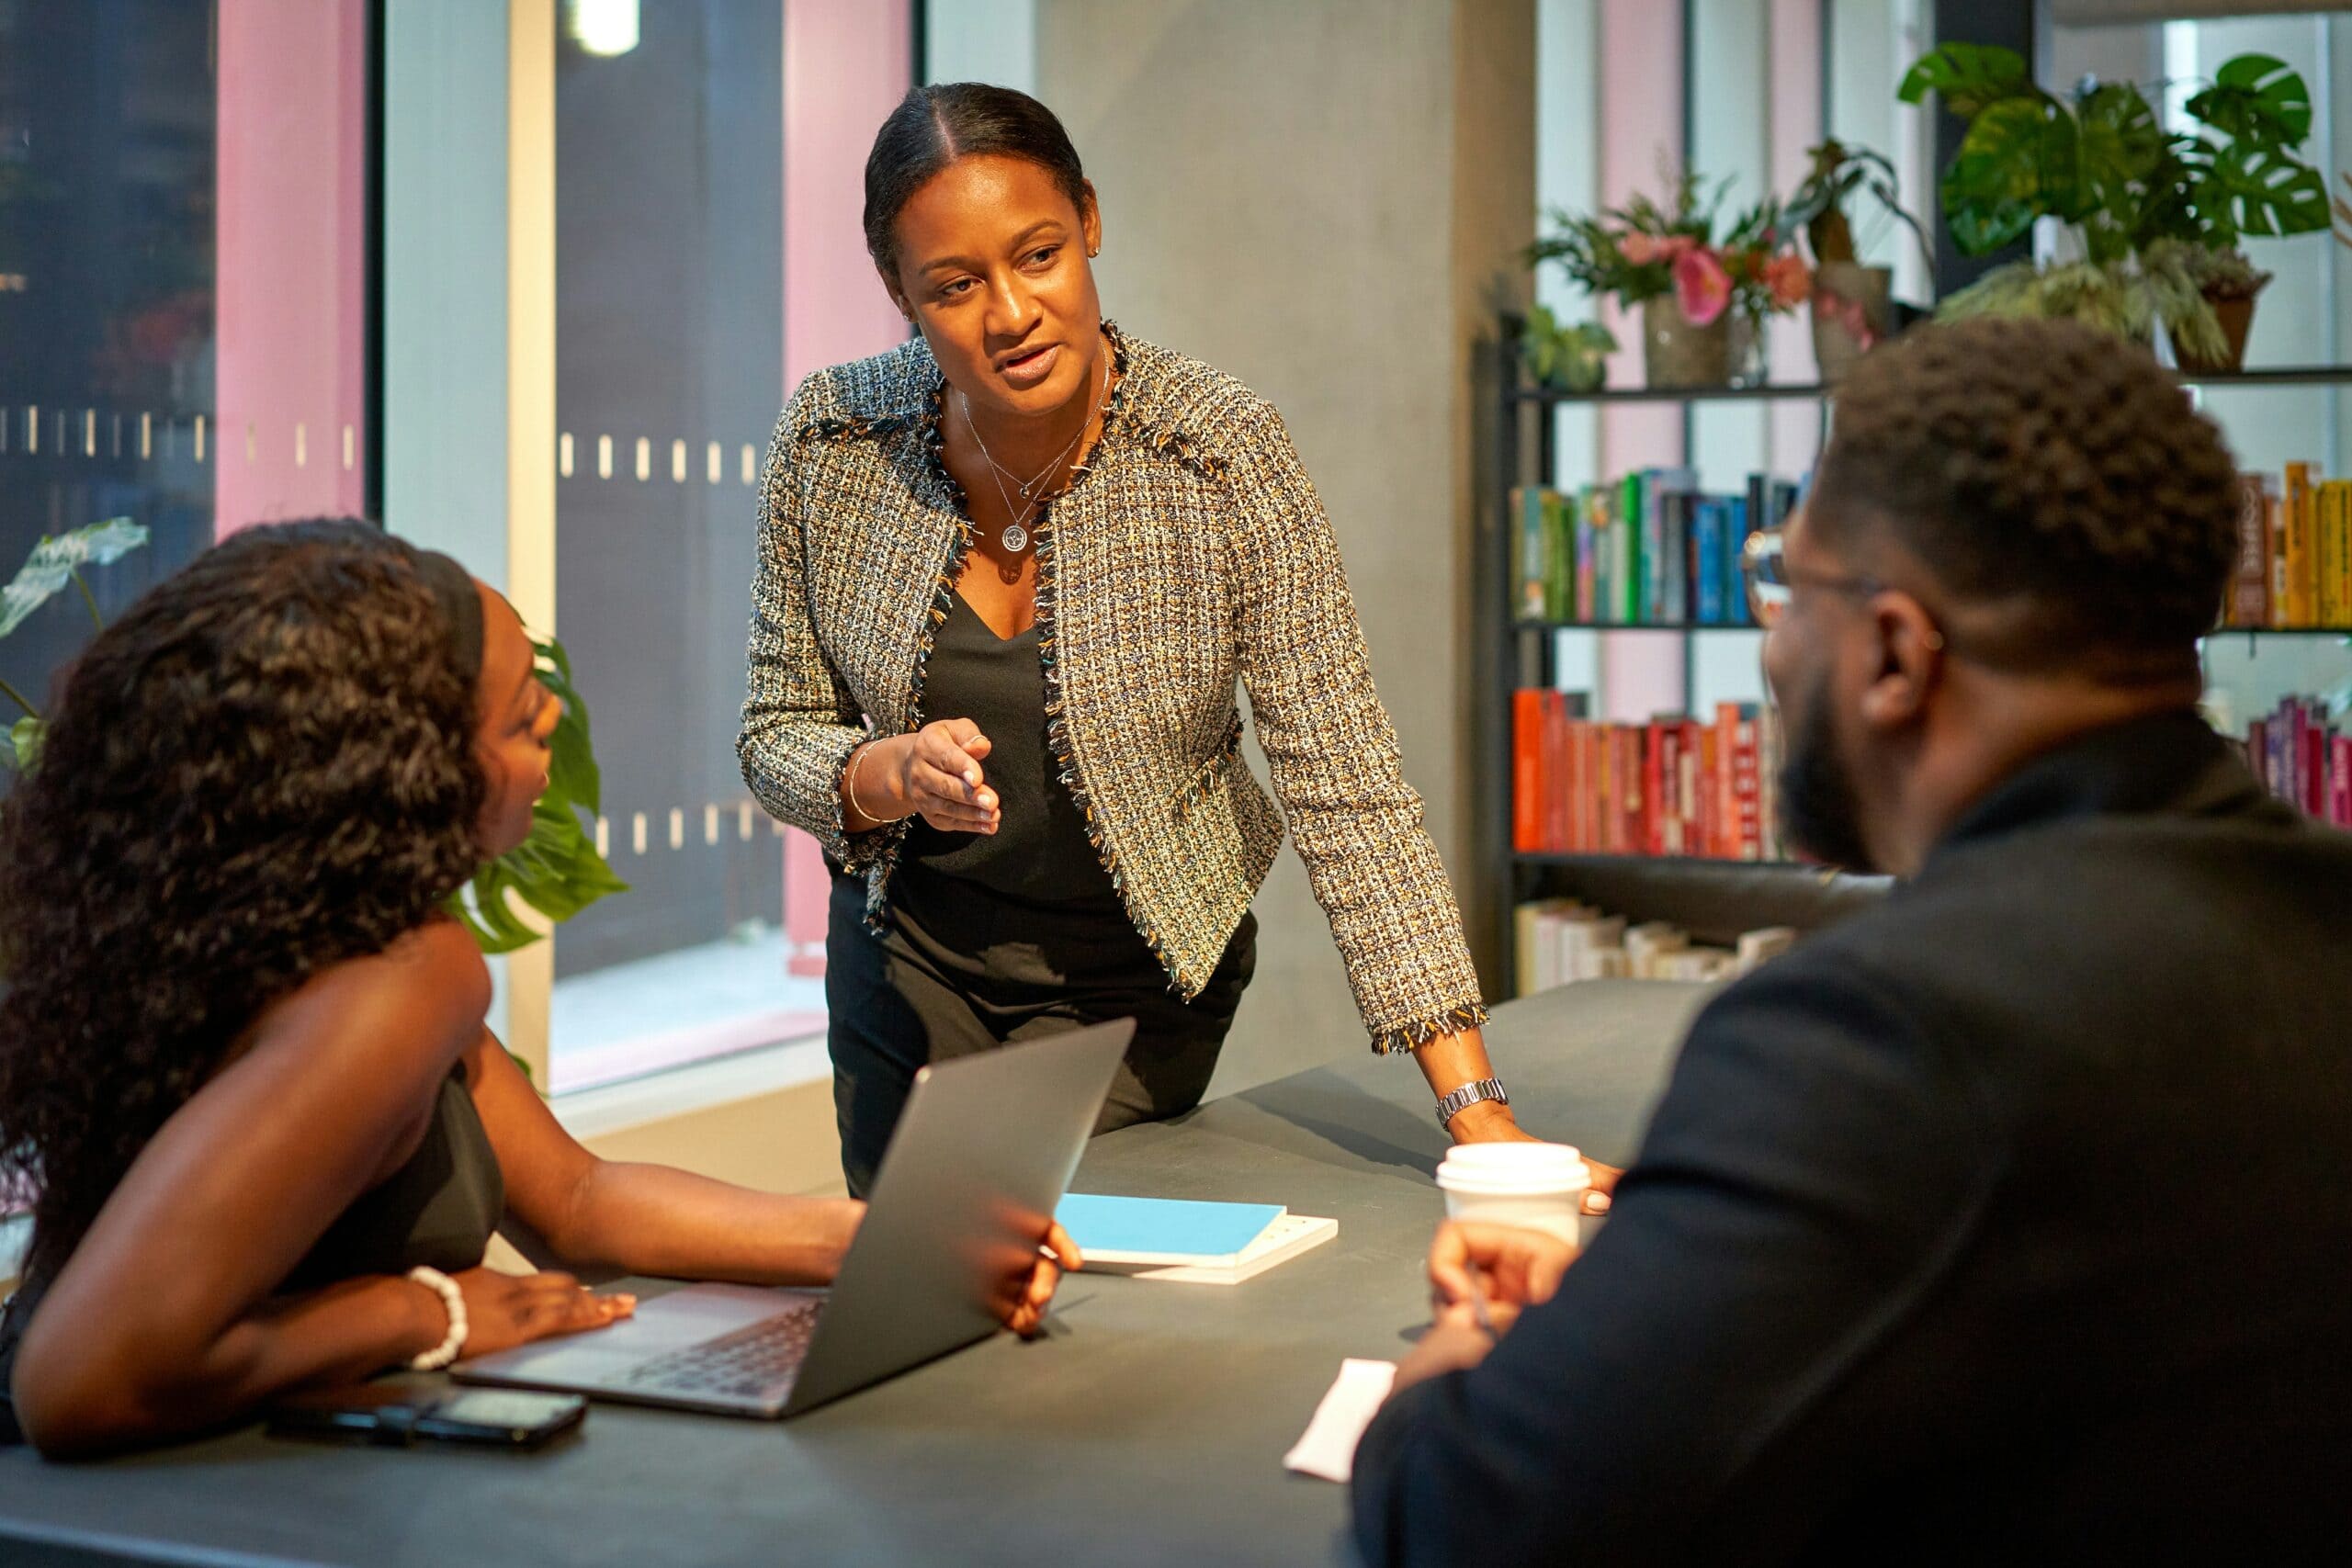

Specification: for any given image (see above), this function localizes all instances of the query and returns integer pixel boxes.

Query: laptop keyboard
[618,1297,823,1404]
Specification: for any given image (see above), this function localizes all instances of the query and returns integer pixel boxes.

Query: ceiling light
[567,0,639,58]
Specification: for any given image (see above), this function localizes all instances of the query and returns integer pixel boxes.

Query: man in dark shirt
[1352,317,2352,1565]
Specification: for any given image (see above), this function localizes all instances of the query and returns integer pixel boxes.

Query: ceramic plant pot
[1641,296,1733,389]
[1809,262,1894,386]
[2175,285,2260,374]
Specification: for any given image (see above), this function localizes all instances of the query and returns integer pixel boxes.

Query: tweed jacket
[737,325,1486,1053]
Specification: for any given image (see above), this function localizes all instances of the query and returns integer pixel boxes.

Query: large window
[1,0,369,777]
[544,0,910,1092]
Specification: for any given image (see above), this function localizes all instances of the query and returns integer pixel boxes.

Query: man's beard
[1777,669,1878,874]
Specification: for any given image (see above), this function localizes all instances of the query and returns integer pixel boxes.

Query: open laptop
[455,1018,1132,1419]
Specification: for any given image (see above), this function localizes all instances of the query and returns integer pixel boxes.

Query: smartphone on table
[267,1383,585,1450]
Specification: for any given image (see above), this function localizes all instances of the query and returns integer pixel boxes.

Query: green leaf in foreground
[447,632,628,954]
[2,715,40,773]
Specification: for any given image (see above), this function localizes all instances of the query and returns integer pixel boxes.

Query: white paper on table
[1282,1358,1399,1483]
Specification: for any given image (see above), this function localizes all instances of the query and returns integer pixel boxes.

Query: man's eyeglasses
[1740,525,1883,629]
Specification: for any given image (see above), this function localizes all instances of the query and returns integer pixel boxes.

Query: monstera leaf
[2186,54,2312,148]
[2182,138,2331,242]
[447,632,628,954]
[1941,95,2084,256]
[1898,42,2036,119]
[0,517,147,639]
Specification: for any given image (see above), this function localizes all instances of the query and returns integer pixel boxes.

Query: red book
[1544,700,1566,846]
[2332,736,2352,827]
[1713,703,1742,858]
[2303,710,2326,815]
[2249,717,2269,794]
[1680,719,1704,857]
[1696,725,1720,860]
[1512,690,1544,852]
[1656,722,1681,855]
[1613,726,1638,855]
[1646,724,1665,860]
[1580,719,1599,851]
[1730,713,1762,860]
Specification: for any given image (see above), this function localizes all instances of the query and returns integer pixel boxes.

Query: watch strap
[1435,1077,1510,1128]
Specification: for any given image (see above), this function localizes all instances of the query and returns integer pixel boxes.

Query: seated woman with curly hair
[0,520,1074,1460]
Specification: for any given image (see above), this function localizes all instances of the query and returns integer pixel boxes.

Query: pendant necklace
[961,347,1107,555]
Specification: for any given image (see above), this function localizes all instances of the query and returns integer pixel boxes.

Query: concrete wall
[1035,0,1535,1097]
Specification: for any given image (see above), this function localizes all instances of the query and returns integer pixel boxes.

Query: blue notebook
[1056,1194,1285,1264]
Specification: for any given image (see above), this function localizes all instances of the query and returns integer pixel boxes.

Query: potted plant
[1518,303,1617,394]
[1899,44,2332,371]
[1,519,626,961]
[1529,168,1810,390]
[1780,139,1934,383]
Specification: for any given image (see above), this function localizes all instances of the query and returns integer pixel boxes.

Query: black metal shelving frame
[1476,333,2352,998]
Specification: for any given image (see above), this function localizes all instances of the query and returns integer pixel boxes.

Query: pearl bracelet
[405,1266,468,1371]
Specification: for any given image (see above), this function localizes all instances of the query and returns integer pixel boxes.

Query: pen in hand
[1463,1270,1498,1339]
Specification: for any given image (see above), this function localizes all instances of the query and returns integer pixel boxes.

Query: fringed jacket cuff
[737,325,1487,1054]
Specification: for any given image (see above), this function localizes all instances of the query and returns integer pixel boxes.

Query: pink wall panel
[1597,0,1686,721]
[213,0,368,537]
[783,0,914,389]
[782,0,914,976]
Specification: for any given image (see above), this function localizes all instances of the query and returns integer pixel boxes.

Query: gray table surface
[0,981,1712,1568]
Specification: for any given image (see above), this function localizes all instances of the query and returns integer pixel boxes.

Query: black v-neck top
[0,1064,503,1445]
[899,592,1123,914]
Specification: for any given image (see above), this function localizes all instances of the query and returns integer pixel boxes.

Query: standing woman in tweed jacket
[741,84,1532,1197]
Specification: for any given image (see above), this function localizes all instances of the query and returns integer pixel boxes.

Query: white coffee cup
[1434,1141,1595,1247]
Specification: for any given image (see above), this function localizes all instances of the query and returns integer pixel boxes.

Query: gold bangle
[844,740,878,825]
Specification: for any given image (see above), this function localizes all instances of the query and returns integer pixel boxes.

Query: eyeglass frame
[1741,525,1951,654]
[1740,525,1884,628]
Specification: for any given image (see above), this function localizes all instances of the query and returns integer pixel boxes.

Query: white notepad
[1283,1359,1398,1482]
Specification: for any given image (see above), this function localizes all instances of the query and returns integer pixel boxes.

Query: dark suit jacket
[1354,711,2352,1565]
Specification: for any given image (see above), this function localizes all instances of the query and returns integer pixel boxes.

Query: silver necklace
[960,349,1107,555]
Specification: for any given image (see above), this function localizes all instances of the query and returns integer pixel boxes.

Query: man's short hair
[1807,317,2240,677]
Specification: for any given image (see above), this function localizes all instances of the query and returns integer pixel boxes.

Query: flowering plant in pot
[1528,168,1810,389]
[1900,44,2330,371]
[1779,140,1933,383]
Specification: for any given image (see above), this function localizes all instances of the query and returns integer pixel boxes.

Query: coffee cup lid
[1435,1140,1591,1193]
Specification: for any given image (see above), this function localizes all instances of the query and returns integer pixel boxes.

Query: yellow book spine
[2327,482,2352,629]
[2286,463,2324,629]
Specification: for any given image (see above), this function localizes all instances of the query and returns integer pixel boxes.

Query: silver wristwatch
[1435,1077,1510,1128]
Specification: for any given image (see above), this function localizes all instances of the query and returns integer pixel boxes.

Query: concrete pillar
[1035,0,1536,1094]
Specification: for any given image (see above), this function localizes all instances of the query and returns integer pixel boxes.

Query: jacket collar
[1929,708,2269,866]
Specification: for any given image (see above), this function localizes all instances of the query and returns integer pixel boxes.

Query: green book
[1616,472,1644,624]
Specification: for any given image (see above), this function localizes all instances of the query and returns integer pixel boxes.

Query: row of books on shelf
[1510,468,1802,627]
[1512,694,1786,860]
[2226,464,2352,630]
[2247,695,2352,827]
[1511,898,1796,998]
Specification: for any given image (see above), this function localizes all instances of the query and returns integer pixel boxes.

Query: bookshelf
[1510,366,2352,409]
[1478,326,2352,998]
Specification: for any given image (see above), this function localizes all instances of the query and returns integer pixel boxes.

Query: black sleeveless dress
[825,592,1255,1197]
[0,1064,503,1445]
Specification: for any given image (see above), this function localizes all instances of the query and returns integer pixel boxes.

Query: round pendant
[1001,523,1029,554]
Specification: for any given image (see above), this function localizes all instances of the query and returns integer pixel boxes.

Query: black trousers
[824,869,1255,1198]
